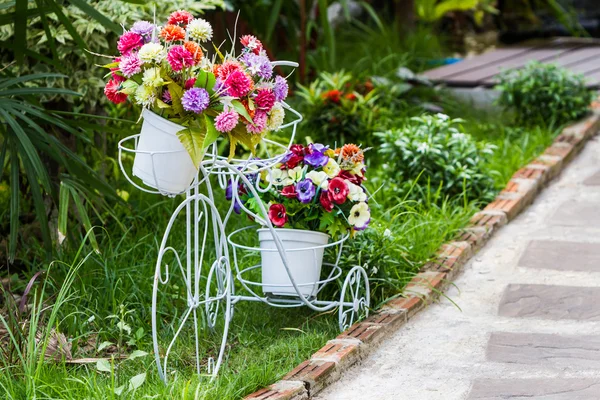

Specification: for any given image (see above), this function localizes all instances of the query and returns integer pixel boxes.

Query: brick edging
[244,106,600,400]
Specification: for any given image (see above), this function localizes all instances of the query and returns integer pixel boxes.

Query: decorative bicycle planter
[117,64,371,384]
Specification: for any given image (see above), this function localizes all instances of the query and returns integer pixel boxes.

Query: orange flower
[345,93,357,101]
[160,24,185,42]
[184,41,203,64]
[336,144,364,162]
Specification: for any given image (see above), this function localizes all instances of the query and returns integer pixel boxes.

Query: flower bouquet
[103,10,290,194]
[228,143,370,297]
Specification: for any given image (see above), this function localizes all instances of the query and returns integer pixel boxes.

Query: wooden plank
[551,46,600,67]
[583,70,600,87]
[567,56,600,75]
[422,47,532,80]
[473,45,582,84]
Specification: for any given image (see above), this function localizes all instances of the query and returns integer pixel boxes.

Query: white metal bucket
[132,109,198,194]
[258,228,329,298]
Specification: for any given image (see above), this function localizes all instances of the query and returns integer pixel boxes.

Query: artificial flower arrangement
[103,10,290,169]
[228,143,371,238]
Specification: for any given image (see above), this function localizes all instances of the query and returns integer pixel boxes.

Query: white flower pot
[132,109,198,194]
[258,228,329,298]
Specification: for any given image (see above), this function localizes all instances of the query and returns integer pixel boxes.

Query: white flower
[267,103,285,131]
[306,170,329,189]
[138,42,166,64]
[142,67,164,88]
[135,84,156,107]
[288,166,305,183]
[348,202,370,230]
[350,162,365,175]
[383,228,392,238]
[436,113,449,121]
[346,180,367,202]
[323,159,341,178]
[416,142,430,153]
[267,169,292,186]
[187,18,213,42]
[451,132,468,142]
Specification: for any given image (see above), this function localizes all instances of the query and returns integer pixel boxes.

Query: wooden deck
[423,39,600,89]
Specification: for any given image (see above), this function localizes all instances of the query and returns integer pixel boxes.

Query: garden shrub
[295,71,381,146]
[496,61,594,126]
[376,113,497,202]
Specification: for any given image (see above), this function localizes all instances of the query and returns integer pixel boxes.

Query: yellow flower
[323,159,341,178]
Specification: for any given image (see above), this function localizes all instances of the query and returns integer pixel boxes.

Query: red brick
[544,142,575,160]
[336,322,384,344]
[405,271,446,295]
[361,309,406,328]
[383,295,423,316]
[531,155,563,180]
[511,166,546,181]
[456,226,491,251]
[470,210,507,231]
[282,360,336,394]
[311,339,360,366]
[483,194,525,221]
[244,381,307,400]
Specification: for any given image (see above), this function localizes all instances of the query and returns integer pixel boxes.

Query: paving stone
[469,379,600,399]
[583,170,600,186]
[550,201,600,227]
[499,284,600,321]
[519,240,600,272]
[487,332,600,368]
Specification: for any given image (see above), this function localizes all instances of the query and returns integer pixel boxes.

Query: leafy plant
[496,61,594,126]
[376,113,497,202]
[295,71,382,146]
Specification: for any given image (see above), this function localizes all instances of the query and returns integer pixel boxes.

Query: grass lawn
[0,96,561,399]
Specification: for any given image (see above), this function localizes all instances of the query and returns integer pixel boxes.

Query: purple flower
[304,143,329,167]
[273,75,288,102]
[182,87,210,113]
[226,179,243,214]
[241,53,273,80]
[296,179,316,204]
[131,21,155,42]
[213,78,226,95]
[162,90,172,104]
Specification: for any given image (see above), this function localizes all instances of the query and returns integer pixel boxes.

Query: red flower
[255,89,276,112]
[338,169,364,185]
[185,78,196,89]
[327,177,349,205]
[345,93,357,101]
[282,154,303,169]
[290,144,306,156]
[322,90,341,104]
[320,191,333,212]
[104,79,127,104]
[168,10,194,26]
[281,185,297,199]
[268,203,287,228]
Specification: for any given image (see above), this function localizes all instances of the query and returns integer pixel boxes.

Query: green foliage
[295,71,381,147]
[496,61,594,126]
[376,113,497,202]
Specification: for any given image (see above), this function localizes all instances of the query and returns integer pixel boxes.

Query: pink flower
[215,111,239,132]
[167,45,194,72]
[225,70,253,98]
[240,34,263,55]
[215,60,242,81]
[246,111,267,134]
[119,54,142,77]
[104,79,127,104]
[117,32,143,55]
[254,89,276,112]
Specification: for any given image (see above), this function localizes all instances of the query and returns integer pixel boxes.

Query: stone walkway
[316,136,600,400]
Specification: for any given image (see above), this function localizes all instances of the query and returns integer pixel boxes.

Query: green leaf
[129,372,146,390]
[66,0,122,35]
[194,70,216,92]
[69,187,100,253]
[265,0,284,42]
[176,126,206,168]
[97,341,113,352]
[203,114,220,149]
[58,182,69,246]
[127,350,148,360]
[96,359,111,372]
[9,139,19,263]
[231,100,253,123]
[167,82,184,115]
[120,80,138,95]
